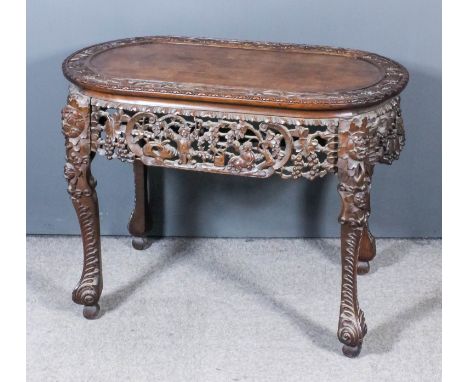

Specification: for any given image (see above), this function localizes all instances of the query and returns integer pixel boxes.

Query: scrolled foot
[357,260,370,275]
[83,304,100,319]
[132,236,151,250]
[342,344,362,358]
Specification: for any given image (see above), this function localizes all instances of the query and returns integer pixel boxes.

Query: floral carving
[91,108,340,180]
[89,96,403,186]
[62,91,92,198]
[337,119,375,227]
[61,103,87,138]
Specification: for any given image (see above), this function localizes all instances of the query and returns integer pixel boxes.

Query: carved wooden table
[61,36,408,357]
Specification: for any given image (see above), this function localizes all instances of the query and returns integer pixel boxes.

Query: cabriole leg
[336,118,374,357]
[62,88,102,319]
[128,160,152,250]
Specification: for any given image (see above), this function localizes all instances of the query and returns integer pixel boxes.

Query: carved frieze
[87,93,404,182]
[90,107,338,181]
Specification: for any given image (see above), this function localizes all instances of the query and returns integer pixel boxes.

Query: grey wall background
[27,0,441,238]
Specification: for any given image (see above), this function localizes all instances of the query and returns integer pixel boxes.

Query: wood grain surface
[63,36,408,110]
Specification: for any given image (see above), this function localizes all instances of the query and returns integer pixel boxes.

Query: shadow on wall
[148,167,332,238]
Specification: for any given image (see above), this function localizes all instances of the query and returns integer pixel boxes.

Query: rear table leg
[357,227,376,275]
[128,160,152,250]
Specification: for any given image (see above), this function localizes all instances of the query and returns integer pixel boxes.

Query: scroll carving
[338,224,368,356]
[62,87,102,318]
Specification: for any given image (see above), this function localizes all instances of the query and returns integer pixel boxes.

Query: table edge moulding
[60,36,409,358]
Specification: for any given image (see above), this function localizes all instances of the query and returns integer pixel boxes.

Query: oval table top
[63,36,408,111]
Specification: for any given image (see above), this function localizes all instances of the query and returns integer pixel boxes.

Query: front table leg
[62,90,102,319]
[336,119,374,357]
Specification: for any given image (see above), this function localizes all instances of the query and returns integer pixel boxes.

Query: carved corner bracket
[62,86,93,199]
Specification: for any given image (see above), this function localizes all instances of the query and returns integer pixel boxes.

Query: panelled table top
[63,36,408,111]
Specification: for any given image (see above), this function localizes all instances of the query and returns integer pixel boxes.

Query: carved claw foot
[83,304,100,319]
[342,344,362,358]
[357,260,370,275]
[132,236,151,250]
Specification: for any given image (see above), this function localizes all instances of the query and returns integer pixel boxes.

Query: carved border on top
[63,36,409,109]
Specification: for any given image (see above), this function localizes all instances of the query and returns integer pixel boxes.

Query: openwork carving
[88,94,403,184]
[63,36,409,109]
[90,105,339,181]
[62,87,102,318]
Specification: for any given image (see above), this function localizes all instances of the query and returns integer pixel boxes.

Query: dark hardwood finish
[61,36,408,357]
[63,36,408,111]
[62,88,102,319]
[336,119,376,357]
[128,161,151,250]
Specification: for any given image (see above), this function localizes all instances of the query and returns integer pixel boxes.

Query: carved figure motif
[227,142,256,171]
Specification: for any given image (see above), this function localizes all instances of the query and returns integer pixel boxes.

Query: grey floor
[27,236,441,382]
